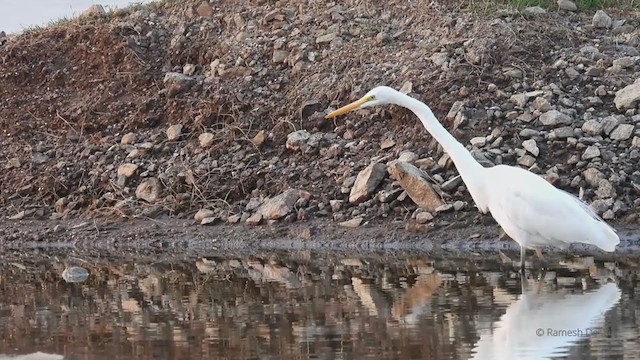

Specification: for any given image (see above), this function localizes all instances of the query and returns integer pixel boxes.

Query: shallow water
[1,0,156,34]
[0,252,638,359]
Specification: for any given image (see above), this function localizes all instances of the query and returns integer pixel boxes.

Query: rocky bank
[2,0,640,238]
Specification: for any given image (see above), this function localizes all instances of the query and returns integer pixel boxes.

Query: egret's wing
[558,189,617,233]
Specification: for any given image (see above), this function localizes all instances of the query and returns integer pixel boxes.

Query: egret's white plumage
[325,86,620,268]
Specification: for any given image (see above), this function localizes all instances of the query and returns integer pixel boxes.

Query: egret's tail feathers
[589,224,620,252]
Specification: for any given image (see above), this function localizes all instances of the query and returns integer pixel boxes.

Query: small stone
[523,6,546,16]
[614,80,640,110]
[582,120,603,135]
[32,153,49,165]
[117,163,138,178]
[286,130,310,151]
[510,93,529,107]
[251,130,266,147]
[166,124,183,141]
[246,212,262,225]
[518,155,536,167]
[136,178,162,202]
[603,210,615,220]
[609,124,634,140]
[532,97,551,112]
[228,214,241,224]
[201,217,218,225]
[199,132,215,147]
[163,72,195,96]
[557,0,577,11]
[398,151,418,163]
[196,2,214,16]
[522,139,539,157]
[338,217,363,228]
[552,126,575,139]
[632,136,640,148]
[272,50,289,63]
[194,209,216,222]
[583,168,605,187]
[441,175,463,192]
[595,179,616,199]
[349,162,387,203]
[380,139,396,149]
[258,189,300,220]
[121,133,137,145]
[329,200,343,212]
[453,200,466,211]
[470,137,487,147]
[414,211,433,224]
[316,33,338,44]
[582,145,601,160]
[539,110,572,127]
[593,10,612,29]
[387,162,444,211]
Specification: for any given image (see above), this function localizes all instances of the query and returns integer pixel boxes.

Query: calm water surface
[0,252,638,359]
[0,0,156,34]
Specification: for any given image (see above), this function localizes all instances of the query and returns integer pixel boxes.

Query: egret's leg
[520,246,526,273]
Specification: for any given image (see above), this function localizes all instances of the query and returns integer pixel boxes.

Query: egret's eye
[370,95,376,100]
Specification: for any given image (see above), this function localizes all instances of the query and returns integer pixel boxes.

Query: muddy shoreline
[1,218,638,263]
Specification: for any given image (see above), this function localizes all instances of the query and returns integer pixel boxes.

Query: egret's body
[326,86,620,269]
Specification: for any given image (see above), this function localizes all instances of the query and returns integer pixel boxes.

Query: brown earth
[1,0,640,250]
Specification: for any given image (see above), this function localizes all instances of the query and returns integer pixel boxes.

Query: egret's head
[325,86,400,118]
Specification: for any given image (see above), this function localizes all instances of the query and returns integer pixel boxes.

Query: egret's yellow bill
[324,96,372,119]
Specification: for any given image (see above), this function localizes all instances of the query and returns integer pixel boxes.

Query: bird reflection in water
[470,272,621,360]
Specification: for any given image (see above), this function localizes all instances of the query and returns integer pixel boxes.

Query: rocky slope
[1,0,640,233]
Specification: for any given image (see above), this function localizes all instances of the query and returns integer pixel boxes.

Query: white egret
[325,86,620,270]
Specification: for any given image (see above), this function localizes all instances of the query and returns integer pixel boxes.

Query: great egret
[325,86,620,270]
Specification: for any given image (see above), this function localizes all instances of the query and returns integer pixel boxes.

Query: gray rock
[258,189,300,220]
[510,93,529,107]
[163,72,195,95]
[136,178,161,202]
[609,124,634,140]
[517,154,536,167]
[582,145,601,160]
[349,162,387,203]
[557,0,577,11]
[166,124,183,141]
[595,179,617,198]
[551,126,575,139]
[613,57,636,69]
[532,97,551,112]
[539,110,572,127]
[199,132,215,147]
[441,175,463,192]
[316,33,338,44]
[470,137,487,147]
[590,198,614,214]
[286,130,310,151]
[614,79,640,110]
[520,129,541,138]
[246,212,262,225]
[338,216,363,228]
[272,50,289,63]
[415,211,434,223]
[121,133,137,145]
[593,10,612,29]
[387,161,444,211]
[398,151,419,163]
[583,168,604,187]
[523,6,546,16]
[194,209,216,223]
[117,163,138,178]
[582,119,603,135]
[522,139,540,157]
[602,116,622,135]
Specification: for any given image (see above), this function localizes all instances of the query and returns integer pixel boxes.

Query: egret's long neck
[395,95,489,212]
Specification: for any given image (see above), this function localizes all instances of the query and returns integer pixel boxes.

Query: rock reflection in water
[0,253,637,359]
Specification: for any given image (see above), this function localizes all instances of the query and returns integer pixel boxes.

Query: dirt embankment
[1,0,640,247]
